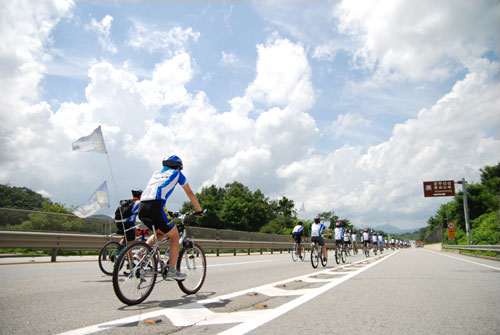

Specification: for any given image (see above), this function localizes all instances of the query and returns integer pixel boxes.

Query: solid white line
[424,249,500,271]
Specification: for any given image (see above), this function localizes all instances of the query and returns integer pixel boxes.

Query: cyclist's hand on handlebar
[195,209,206,216]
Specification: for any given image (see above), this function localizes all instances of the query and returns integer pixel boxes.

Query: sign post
[456,178,471,245]
[423,180,456,244]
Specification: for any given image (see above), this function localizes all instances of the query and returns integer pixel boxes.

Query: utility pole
[456,178,471,245]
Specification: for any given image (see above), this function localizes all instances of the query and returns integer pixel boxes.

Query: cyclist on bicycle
[139,155,203,281]
[343,229,351,251]
[292,221,306,260]
[351,230,358,252]
[362,228,370,249]
[310,216,330,262]
[114,189,142,252]
[334,221,345,252]
[371,231,378,251]
[378,233,384,249]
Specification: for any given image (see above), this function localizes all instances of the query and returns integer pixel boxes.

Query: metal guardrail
[0,229,340,262]
[442,244,500,252]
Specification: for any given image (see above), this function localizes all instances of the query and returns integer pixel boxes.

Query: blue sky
[1,0,499,230]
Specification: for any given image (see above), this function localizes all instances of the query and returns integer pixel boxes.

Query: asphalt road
[0,247,499,335]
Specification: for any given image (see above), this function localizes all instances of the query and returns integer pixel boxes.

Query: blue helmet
[162,155,183,170]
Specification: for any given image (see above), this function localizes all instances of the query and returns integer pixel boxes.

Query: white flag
[72,126,107,153]
[73,181,110,218]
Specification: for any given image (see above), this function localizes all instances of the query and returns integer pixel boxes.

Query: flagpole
[104,150,129,244]
[99,126,128,244]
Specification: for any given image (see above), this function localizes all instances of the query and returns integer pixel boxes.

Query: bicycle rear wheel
[98,241,121,276]
[112,241,158,305]
[311,246,319,268]
[341,249,346,263]
[365,246,370,257]
[177,243,207,295]
[321,250,328,267]
[335,248,340,264]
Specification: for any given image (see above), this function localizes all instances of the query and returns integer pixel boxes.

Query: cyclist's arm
[182,183,203,212]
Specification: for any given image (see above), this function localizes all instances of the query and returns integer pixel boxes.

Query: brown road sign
[423,180,455,197]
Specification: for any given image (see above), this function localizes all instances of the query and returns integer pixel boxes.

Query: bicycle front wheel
[112,241,158,305]
[311,246,319,268]
[291,244,298,262]
[300,245,307,261]
[177,243,207,295]
[98,241,121,276]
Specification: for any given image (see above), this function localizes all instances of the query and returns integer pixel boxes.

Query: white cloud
[36,189,52,199]
[328,112,372,139]
[334,0,499,83]
[220,51,238,67]
[127,21,200,55]
[86,14,117,54]
[246,34,315,111]
[312,42,337,61]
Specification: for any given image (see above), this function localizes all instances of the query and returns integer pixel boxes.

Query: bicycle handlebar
[168,209,207,219]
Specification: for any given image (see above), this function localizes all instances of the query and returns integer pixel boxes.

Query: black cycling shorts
[138,200,175,234]
[292,232,302,243]
[311,236,325,246]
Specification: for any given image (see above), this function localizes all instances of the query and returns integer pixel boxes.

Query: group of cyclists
[291,216,411,262]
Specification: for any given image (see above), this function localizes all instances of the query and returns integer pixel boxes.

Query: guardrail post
[216,249,220,257]
[260,248,263,255]
[51,248,57,262]
[248,248,250,255]
[233,249,236,256]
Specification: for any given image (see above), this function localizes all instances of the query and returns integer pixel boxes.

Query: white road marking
[424,249,500,271]
[56,252,398,335]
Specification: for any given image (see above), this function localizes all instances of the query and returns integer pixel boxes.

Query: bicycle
[112,210,207,305]
[334,242,346,264]
[373,243,378,255]
[363,242,370,257]
[345,242,352,257]
[352,242,358,255]
[310,241,327,268]
[98,225,149,276]
[291,240,307,262]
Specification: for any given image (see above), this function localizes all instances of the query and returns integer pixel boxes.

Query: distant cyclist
[362,228,371,248]
[378,233,384,248]
[371,231,378,248]
[310,216,330,262]
[139,155,203,281]
[292,221,306,260]
[343,229,351,251]
[334,221,345,251]
[351,230,358,253]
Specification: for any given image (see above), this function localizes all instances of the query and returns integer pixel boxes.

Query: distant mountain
[354,224,421,235]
